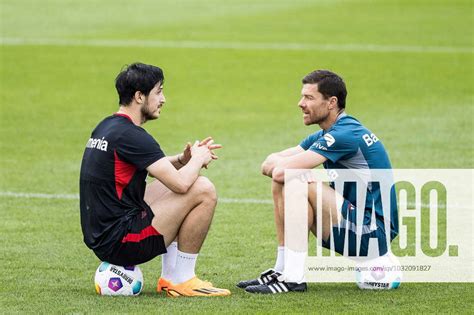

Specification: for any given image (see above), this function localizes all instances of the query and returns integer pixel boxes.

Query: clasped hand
[181,136,222,168]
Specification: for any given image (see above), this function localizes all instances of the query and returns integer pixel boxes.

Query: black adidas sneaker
[245,275,307,294]
[236,269,282,289]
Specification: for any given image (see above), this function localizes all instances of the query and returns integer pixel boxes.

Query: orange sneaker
[165,277,231,297]
[156,277,171,293]
[157,277,214,293]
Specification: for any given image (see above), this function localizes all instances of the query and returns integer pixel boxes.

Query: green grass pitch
[1,0,473,313]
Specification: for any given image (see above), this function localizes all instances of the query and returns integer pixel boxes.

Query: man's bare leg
[174,181,217,253]
[145,176,217,250]
[272,181,285,246]
[271,180,343,286]
[271,180,320,273]
[307,182,343,241]
[144,176,225,289]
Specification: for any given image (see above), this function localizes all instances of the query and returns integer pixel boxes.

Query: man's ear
[134,91,145,104]
[328,96,339,110]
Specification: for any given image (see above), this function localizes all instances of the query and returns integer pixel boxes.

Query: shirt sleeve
[299,131,322,150]
[116,127,166,170]
[308,129,358,163]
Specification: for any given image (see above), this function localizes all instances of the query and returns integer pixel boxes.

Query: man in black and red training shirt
[80,63,230,297]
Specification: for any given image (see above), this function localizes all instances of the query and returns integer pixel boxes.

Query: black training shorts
[94,207,167,266]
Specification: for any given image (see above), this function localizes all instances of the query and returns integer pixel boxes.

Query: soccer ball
[94,262,144,296]
[355,253,402,290]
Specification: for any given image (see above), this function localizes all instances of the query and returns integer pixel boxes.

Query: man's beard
[140,101,158,123]
[308,111,329,125]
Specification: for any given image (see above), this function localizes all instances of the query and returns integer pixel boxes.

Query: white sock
[170,250,198,284]
[160,242,177,279]
[283,247,306,284]
[274,246,285,272]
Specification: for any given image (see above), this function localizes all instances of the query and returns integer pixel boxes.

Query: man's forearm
[261,147,305,178]
[178,157,203,189]
[168,154,185,170]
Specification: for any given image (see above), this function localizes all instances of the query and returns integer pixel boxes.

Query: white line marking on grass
[0,191,79,200]
[220,198,273,204]
[0,191,271,204]
[1,191,468,209]
[1,38,472,54]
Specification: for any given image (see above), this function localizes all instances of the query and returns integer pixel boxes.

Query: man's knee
[193,176,217,204]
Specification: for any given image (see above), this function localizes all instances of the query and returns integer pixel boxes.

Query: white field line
[1,37,473,54]
[0,191,79,200]
[0,191,271,204]
[0,191,464,209]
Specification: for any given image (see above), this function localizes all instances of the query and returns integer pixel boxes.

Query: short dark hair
[115,63,164,106]
[302,70,347,109]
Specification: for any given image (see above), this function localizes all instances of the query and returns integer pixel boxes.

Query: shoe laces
[266,272,283,284]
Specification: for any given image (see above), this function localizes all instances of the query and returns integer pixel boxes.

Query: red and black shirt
[79,113,165,256]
